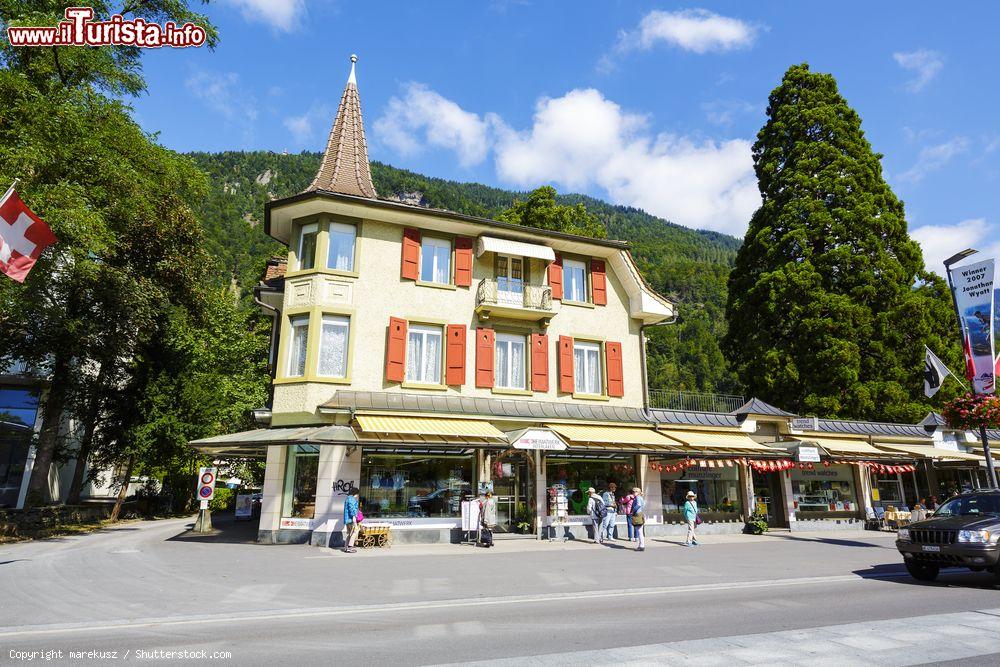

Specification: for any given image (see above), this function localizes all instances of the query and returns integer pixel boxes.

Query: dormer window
[297,223,318,271]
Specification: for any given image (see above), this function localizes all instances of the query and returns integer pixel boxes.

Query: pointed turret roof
[306,54,376,198]
[731,398,798,418]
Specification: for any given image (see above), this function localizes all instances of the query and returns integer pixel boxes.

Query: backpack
[592,497,607,521]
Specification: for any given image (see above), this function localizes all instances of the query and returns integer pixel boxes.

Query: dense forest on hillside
[186,151,743,396]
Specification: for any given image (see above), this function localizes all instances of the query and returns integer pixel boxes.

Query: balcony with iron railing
[475,278,554,326]
[647,389,746,414]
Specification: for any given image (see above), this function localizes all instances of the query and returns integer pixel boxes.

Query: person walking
[601,483,618,541]
[620,488,636,542]
[683,490,699,547]
[630,487,646,552]
[586,487,606,544]
[342,488,361,553]
[479,490,498,547]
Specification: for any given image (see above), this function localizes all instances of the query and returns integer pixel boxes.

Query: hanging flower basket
[942,394,1000,431]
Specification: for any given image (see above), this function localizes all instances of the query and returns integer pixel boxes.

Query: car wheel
[905,561,940,582]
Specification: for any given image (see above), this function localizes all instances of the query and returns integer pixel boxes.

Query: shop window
[360,453,473,518]
[297,222,318,271]
[573,340,602,395]
[495,333,526,390]
[0,387,39,508]
[562,258,587,302]
[318,315,349,378]
[661,466,742,520]
[545,457,635,515]
[282,445,319,519]
[790,464,857,515]
[420,236,451,284]
[287,315,309,377]
[327,221,356,272]
[406,324,443,384]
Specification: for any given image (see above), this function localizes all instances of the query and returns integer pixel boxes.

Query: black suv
[896,490,1000,582]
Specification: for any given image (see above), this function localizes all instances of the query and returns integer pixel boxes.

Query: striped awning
[659,429,775,452]
[355,415,505,439]
[791,437,886,457]
[875,443,983,461]
[476,235,556,261]
[546,424,683,450]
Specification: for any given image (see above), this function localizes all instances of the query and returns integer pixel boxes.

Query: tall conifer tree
[723,64,960,422]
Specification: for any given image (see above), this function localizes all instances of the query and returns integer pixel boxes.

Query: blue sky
[131,1,1000,269]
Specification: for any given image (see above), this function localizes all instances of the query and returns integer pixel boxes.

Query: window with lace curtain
[287,315,309,377]
[495,333,526,390]
[327,222,356,272]
[406,324,443,384]
[296,223,318,271]
[420,236,452,284]
[318,315,350,378]
[573,340,602,395]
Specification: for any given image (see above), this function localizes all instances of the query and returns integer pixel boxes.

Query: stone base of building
[789,518,864,532]
[545,521,747,540]
[257,529,313,545]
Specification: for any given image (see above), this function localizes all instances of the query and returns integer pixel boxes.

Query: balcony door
[495,255,527,306]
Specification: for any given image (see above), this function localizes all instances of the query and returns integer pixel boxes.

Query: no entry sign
[197,466,217,501]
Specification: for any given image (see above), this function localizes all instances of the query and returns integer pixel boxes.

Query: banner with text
[950,258,995,394]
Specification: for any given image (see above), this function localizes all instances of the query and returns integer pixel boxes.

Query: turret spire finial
[348,54,357,85]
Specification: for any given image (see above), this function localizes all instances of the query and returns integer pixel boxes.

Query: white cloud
[614,9,760,55]
[283,103,332,148]
[373,83,493,168]
[893,49,944,93]
[222,0,305,32]
[911,218,1000,274]
[493,88,759,235]
[185,70,257,122]
[898,137,969,183]
[701,99,757,126]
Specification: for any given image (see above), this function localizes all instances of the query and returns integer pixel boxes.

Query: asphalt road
[1,516,999,665]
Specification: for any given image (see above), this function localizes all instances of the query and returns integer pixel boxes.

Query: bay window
[327,221,356,271]
[287,315,309,377]
[318,315,350,378]
[406,324,443,384]
[282,444,319,519]
[420,236,451,284]
[563,258,587,302]
[495,333,526,390]
[573,340,602,395]
[297,223,318,271]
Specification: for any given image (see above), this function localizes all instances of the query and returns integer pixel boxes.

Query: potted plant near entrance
[514,503,533,534]
[744,512,769,535]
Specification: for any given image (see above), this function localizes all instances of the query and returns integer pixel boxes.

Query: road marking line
[0,571,921,639]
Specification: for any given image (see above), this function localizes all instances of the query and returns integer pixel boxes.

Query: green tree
[498,186,607,239]
[723,64,961,422]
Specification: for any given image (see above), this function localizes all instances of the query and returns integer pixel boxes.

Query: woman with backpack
[586,487,606,544]
[684,490,700,546]
[630,487,646,552]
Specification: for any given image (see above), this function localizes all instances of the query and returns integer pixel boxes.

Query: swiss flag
[0,187,57,283]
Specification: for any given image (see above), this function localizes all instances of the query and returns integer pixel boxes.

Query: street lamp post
[943,249,999,489]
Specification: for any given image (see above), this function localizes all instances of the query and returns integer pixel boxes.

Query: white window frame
[287,315,310,377]
[326,221,357,272]
[563,258,587,302]
[317,314,350,378]
[405,324,444,384]
[297,222,319,271]
[494,332,527,390]
[573,340,603,395]
[420,236,452,285]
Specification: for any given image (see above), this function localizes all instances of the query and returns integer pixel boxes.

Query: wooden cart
[358,522,393,548]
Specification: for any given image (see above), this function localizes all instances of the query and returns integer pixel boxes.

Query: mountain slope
[186,150,742,395]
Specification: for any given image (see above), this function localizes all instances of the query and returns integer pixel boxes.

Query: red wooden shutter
[446,325,467,385]
[454,237,473,287]
[530,333,549,392]
[475,328,495,388]
[606,341,624,397]
[591,259,607,306]
[548,255,563,300]
[401,227,421,280]
[385,317,408,382]
[558,335,574,393]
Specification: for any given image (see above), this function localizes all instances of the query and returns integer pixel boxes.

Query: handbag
[356,509,365,523]
[695,514,703,526]
[631,511,645,526]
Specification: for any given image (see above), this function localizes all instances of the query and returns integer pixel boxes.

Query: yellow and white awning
[355,415,505,440]
[659,429,775,452]
[546,424,684,451]
[875,443,983,461]
[791,437,886,457]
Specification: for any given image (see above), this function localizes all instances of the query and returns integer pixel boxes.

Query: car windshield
[933,494,1000,518]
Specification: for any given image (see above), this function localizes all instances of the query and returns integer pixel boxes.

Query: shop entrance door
[490,450,534,534]
[751,470,788,528]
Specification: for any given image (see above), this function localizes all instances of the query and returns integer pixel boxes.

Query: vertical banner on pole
[949,258,996,394]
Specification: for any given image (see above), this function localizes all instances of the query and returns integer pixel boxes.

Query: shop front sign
[790,417,819,431]
[796,446,821,463]
[279,517,314,530]
[511,428,566,451]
